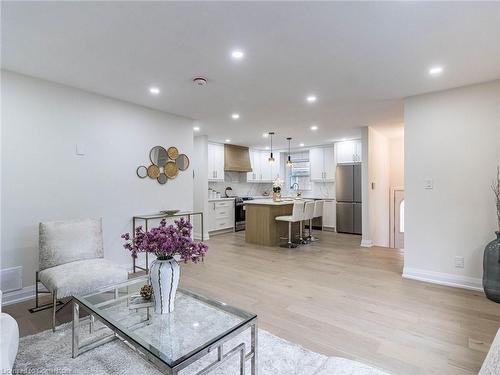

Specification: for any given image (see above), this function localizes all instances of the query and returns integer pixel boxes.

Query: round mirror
[147,164,160,179]
[164,161,179,179]
[157,173,167,185]
[150,146,168,166]
[175,154,190,171]
[167,146,179,160]
[136,166,148,178]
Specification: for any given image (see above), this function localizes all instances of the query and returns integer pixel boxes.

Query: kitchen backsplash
[209,172,272,197]
[209,172,335,199]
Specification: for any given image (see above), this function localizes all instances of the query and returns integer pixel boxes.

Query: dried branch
[492,166,500,232]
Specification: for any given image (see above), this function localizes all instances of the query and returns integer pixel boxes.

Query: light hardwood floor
[5,231,500,374]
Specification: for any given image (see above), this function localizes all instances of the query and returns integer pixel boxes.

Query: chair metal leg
[299,221,308,244]
[280,221,297,248]
[52,292,57,332]
[35,271,39,308]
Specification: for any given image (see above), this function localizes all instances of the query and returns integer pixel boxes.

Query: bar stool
[276,201,304,248]
[310,200,324,241]
[302,201,316,243]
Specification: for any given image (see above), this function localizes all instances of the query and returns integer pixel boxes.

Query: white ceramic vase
[149,257,180,314]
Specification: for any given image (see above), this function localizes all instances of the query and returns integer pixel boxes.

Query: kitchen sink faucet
[291,182,301,197]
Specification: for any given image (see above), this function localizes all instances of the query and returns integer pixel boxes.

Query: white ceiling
[2,1,500,149]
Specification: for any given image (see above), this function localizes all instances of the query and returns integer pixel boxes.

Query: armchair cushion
[39,218,104,271]
[38,258,128,299]
[0,313,19,372]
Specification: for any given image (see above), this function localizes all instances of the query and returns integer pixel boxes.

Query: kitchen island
[244,199,302,246]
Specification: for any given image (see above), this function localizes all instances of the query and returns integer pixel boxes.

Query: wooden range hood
[224,144,252,172]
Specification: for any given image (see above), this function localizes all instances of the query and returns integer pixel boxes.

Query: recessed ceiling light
[149,87,160,95]
[310,125,318,131]
[231,50,244,60]
[429,66,443,76]
[193,126,200,132]
[306,95,317,103]
[341,138,347,141]
[262,133,269,138]
[299,143,305,147]
[231,113,240,120]
[225,139,231,143]
[265,146,270,150]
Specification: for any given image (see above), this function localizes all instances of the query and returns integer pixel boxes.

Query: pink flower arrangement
[122,218,208,262]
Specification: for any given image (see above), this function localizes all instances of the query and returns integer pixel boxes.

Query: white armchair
[37,218,128,331]
[0,291,19,374]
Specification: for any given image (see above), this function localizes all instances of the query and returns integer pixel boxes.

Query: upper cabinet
[208,143,225,181]
[247,149,280,183]
[335,140,362,164]
[310,146,335,181]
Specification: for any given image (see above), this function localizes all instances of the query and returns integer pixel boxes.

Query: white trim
[403,267,483,291]
[360,239,373,247]
[1,285,44,306]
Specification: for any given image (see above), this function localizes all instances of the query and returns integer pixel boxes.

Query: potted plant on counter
[122,218,208,314]
[483,166,500,303]
[273,177,284,201]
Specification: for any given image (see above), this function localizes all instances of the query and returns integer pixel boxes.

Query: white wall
[1,71,194,290]
[404,80,500,290]
[389,136,404,189]
[361,127,371,247]
[193,135,209,239]
[368,127,390,247]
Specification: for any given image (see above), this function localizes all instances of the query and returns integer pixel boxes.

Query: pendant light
[268,132,275,164]
[286,137,293,167]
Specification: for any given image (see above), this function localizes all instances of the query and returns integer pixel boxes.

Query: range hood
[224,144,252,172]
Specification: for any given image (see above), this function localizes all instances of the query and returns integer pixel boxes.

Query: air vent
[0,266,22,293]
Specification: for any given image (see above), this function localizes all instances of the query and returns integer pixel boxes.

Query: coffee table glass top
[73,276,256,367]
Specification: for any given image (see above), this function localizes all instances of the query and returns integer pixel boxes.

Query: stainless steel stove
[234,196,253,231]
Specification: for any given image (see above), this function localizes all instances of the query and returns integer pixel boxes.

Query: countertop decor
[122,218,208,314]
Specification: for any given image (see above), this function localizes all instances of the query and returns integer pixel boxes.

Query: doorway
[390,188,404,249]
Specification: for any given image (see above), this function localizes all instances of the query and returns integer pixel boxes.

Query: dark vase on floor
[483,231,500,303]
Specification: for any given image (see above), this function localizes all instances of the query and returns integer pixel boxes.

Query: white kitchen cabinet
[247,149,278,183]
[247,149,260,182]
[310,146,335,182]
[335,140,362,164]
[271,152,281,181]
[208,143,225,181]
[207,200,235,233]
[322,200,336,230]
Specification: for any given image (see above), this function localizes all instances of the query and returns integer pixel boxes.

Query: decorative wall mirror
[136,166,148,178]
[157,173,167,185]
[147,164,160,179]
[165,161,179,179]
[167,146,179,160]
[175,154,190,171]
[150,146,168,166]
[138,146,188,184]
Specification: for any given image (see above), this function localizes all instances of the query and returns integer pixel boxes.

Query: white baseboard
[1,284,48,306]
[193,231,210,241]
[403,267,483,292]
[360,239,373,247]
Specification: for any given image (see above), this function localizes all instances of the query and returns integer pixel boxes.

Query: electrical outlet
[454,256,464,269]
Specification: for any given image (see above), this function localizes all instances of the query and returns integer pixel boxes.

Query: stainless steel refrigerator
[336,164,362,234]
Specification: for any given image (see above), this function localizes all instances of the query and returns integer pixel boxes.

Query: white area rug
[15,323,389,375]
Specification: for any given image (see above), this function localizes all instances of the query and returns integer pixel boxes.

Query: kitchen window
[286,152,312,191]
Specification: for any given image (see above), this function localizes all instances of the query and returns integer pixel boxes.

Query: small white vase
[149,257,180,314]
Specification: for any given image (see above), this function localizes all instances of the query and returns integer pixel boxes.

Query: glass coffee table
[71,276,258,375]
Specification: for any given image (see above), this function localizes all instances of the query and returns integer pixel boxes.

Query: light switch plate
[423,179,433,189]
[76,143,85,156]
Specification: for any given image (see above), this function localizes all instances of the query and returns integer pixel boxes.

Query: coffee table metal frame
[71,278,258,375]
